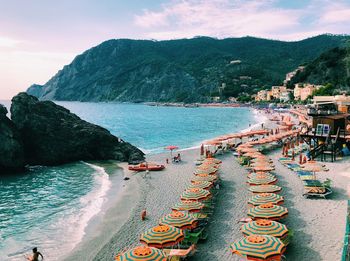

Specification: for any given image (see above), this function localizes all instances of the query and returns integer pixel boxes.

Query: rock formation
[0,104,25,171]
[10,93,144,166]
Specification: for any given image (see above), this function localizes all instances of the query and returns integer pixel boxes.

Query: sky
[1,0,350,99]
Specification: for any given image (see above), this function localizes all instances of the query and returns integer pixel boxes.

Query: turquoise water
[0,102,259,260]
[56,102,258,153]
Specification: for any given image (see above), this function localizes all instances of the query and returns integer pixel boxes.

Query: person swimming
[26,247,43,261]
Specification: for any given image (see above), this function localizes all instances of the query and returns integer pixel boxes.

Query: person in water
[26,247,43,261]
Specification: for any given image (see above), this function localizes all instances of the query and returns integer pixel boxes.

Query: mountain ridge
[27,34,350,102]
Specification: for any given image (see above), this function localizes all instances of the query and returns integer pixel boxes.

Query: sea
[0,101,263,260]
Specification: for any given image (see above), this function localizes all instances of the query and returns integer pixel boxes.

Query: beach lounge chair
[302,187,333,199]
[163,244,196,261]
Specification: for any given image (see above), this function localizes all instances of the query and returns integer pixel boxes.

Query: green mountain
[290,45,350,94]
[27,34,350,102]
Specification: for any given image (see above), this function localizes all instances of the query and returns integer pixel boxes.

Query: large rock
[0,104,25,171]
[10,93,144,165]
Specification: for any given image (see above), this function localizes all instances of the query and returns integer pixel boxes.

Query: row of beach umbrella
[230,134,292,261]
[115,157,222,261]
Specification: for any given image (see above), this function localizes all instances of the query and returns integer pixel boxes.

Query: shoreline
[64,107,269,260]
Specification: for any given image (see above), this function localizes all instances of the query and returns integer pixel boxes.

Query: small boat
[128,162,165,171]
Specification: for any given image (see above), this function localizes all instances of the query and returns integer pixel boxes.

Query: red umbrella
[165,145,179,157]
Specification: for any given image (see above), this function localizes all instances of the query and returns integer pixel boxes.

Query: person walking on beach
[26,247,43,261]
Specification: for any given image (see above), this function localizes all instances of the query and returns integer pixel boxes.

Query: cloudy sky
[1,0,350,99]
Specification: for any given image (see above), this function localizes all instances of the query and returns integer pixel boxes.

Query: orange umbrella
[165,145,179,157]
[252,165,274,172]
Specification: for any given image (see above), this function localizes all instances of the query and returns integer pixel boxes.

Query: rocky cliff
[27,35,350,102]
[0,93,144,171]
[0,104,25,171]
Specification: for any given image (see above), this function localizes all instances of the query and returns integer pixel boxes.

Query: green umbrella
[140,225,184,248]
[249,185,282,194]
[230,235,286,260]
[247,203,288,221]
[241,219,288,239]
[248,193,284,206]
[247,176,277,186]
[172,200,204,212]
[116,246,167,261]
[191,174,218,183]
[159,211,197,230]
[187,181,213,190]
[180,188,211,201]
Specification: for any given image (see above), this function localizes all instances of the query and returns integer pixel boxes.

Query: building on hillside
[279,91,291,103]
[271,86,287,99]
[283,66,305,86]
[228,97,237,102]
[255,90,268,101]
[312,95,350,113]
[211,96,221,102]
[294,83,321,101]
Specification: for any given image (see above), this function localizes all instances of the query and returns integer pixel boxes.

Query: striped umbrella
[243,152,263,158]
[198,162,220,169]
[247,203,288,221]
[172,200,204,213]
[194,167,217,175]
[247,176,277,186]
[251,165,275,172]
[181,188,211,201]
[188,180,213,190]
[116,246,167,261]
[159,211,197,230]
[140,225,184,248]
[191,174,218,182]
[241,220,289,239]
[249,185,282,194]
[248,172,276,179]
[203,158,222,164]
[248,193,284,206]
[230,235,286,261]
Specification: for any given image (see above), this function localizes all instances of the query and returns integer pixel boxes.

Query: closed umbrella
[115,246,167,261]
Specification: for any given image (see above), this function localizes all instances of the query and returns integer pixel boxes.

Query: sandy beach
[64,111,349,261]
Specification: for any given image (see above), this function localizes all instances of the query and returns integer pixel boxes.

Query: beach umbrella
[230,235,286,261]
[164,145,179,157]
[250,162,275,168]
[239,147,258,153]
[191,174,218,182]
[140,225,184,248]
[247,203,288,221]
[243,152,263,158]
[248,172,276,179]
[251,165,275,172]
[188,180,213,190]
[203,158,222,164]
[248,193,284,206]
[115,246,167,261]
[249,185,282,194]
[200,144,204,156]
[159,211,197,230]
[247,176,277,186]
[172,200,204,213]
[194,167,217,175]
[197,163,219,170]
[180,188,211,201]
[241,220,288,239]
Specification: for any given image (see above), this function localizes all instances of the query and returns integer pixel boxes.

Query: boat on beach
[128,162,165,171]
